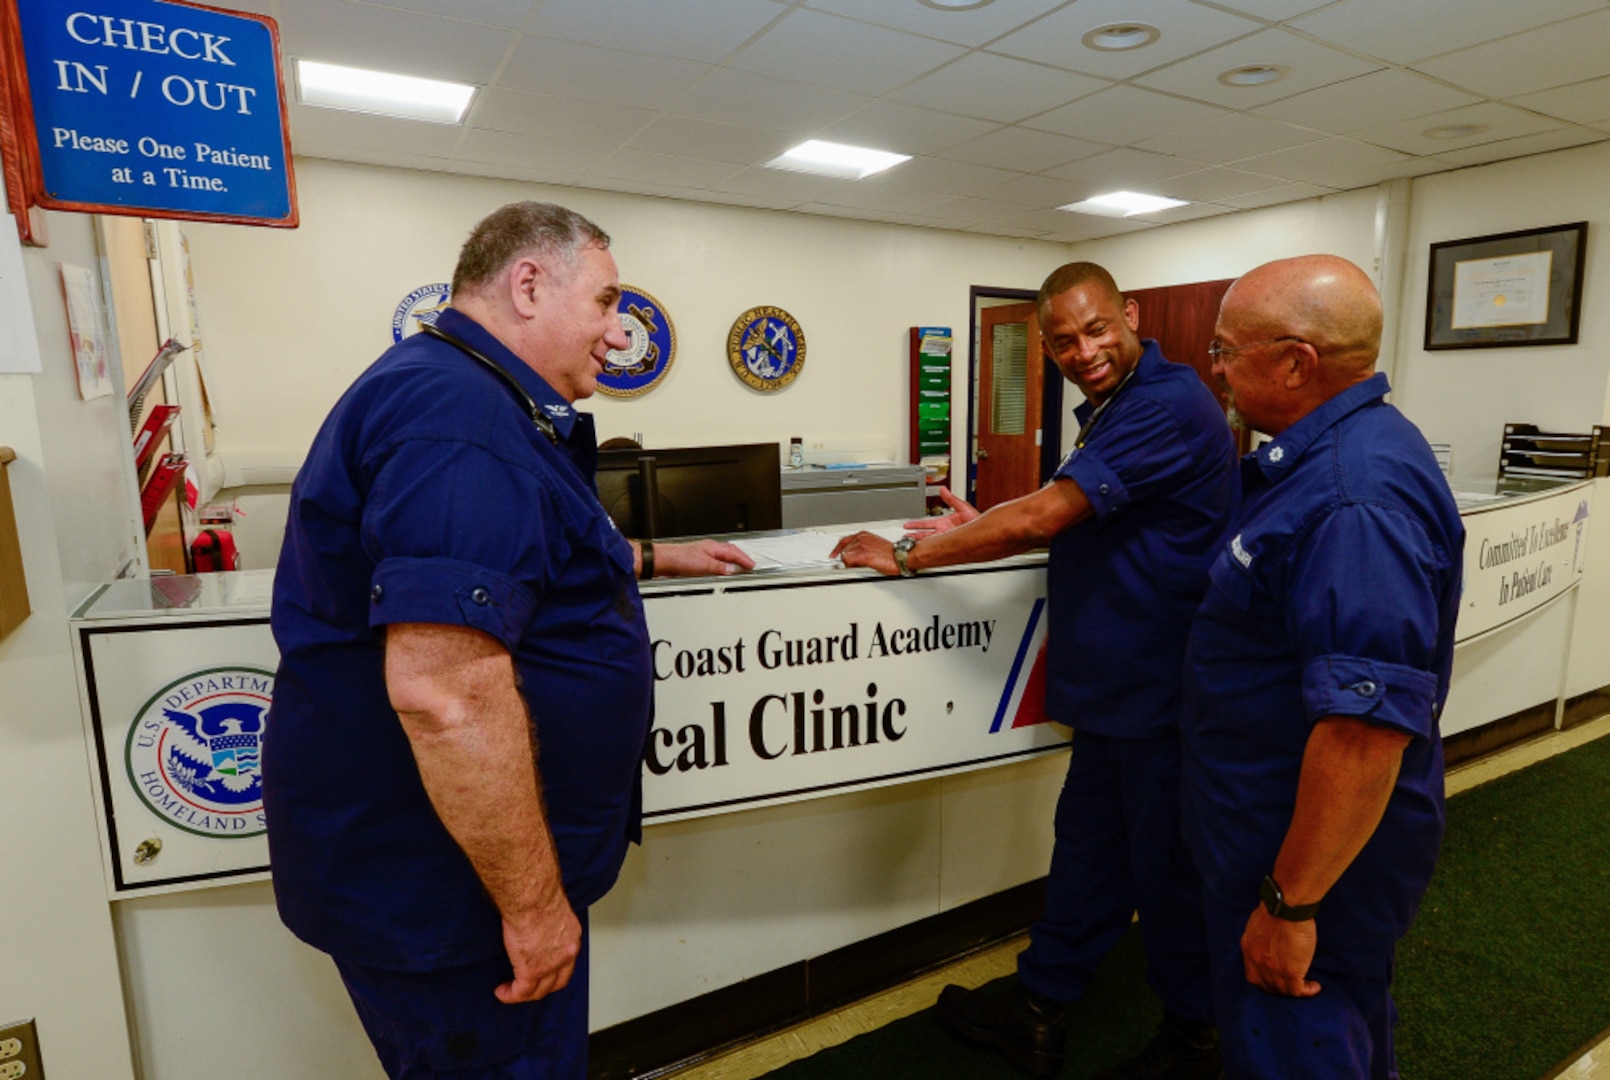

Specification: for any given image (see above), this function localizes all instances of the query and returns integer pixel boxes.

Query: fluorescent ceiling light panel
[765,139,911,180]
[1060,190,1188,217]
[296,60,475,124]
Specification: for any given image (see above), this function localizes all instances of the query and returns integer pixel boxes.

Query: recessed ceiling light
[917,0,997,10]
[765,140,911,180]
[296,59,476,124]
[1060,191,1188,217]
[1424,123,1489,139]
[1219,65,1287,87]
[1082,23,1162,52]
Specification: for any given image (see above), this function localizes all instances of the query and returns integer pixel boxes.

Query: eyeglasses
[1207,336,1304,361]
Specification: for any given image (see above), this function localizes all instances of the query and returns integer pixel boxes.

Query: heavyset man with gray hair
[265,201,749,1079]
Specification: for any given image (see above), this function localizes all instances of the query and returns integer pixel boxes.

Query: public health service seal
[392,283,453,343]
[727,305,805,392]
[598,284,677,398]
[125,667,274,839]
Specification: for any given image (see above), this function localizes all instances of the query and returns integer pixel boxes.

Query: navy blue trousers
[1017,730,1214,1026]
[335,915,590,1080]
[1204,894,1397,1080]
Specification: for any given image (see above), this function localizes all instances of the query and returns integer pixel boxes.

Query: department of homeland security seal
[125,667,274,839]
[392,283,453,343]
[598,284,677,398]
[727,305,805,392]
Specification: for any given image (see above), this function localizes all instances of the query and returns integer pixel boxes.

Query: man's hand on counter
[651,539,756,578]
[831,532,899,575]
[903,487,979,538]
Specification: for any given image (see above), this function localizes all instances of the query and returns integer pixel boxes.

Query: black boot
[935,981,1068,1078]
[1093,1013,1222,1080]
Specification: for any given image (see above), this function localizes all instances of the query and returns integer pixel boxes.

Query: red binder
[141,453,187,534]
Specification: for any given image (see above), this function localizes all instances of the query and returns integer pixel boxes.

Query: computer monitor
[594,442,782,539]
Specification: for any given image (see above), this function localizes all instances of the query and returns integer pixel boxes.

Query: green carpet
[765,735,1610,1079]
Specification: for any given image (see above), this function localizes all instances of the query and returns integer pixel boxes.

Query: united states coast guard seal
[125,667,274,839]
[598,284,676,398]
[727,305,805,392]
[392,283,453,343]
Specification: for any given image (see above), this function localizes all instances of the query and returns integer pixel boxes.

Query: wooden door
[1125,279,1252,455]
[975,301,1043,510]
[101,217,188,573]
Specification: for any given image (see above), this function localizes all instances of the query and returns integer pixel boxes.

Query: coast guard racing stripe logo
[991,597,1050,732]
[125,667,274,838]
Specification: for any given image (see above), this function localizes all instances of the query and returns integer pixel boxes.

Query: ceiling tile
[297,148,460,176]
[1252,70,1481,134]
[1218,180,1333,208]
[1041,215,1158,241]
[881,157,1026,197]
[888,53,1110,124]
[1189,0,1336,19]
[467,89,658,144]
[1026,86,1228,145]
[1133,28,1382,109]
[814,103,1000,157]
[989,0,1263,81]
[453,129,618,172]
[983,174,1088,207]
[1410,11,1610,99]
[940,126,1110,173]
[730,9,966,96]
[1429,127,1609,167]
[1352,102,1562,157]
[792,203,960,230]
[524,0,786,63]
[788,178,954,213]
[584,149,740,188]
[288,104,467,156]
[798,0,1072,47]
[1136,113,1324,164]
[1511,77,1610,126]
[1287,0,1605,65]
[367,0,540,30]
[625,116,797,165]
[500,37,710,108]
[447,158,584,188]
[1306,154,1449,191]
[669,68,869,129]
[1138,201,1242,226]
[917,197,1024,226]
[1043,148,1199,191]
[276,0,516,83]
[708,166,848,204]
[1153,166,1295,201]
[1232,135,1410,183]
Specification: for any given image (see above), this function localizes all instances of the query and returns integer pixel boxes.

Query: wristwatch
[892,537,918,578]
[1260,874,1320,922]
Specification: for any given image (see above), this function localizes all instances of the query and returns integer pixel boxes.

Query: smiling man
[835,262,1236,1079]
[265,202,750,1079]
[1182,255,1463,1079]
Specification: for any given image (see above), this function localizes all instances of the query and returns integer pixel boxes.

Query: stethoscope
[418,321,559,445]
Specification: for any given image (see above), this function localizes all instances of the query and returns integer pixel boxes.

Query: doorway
[965,287,1064,510]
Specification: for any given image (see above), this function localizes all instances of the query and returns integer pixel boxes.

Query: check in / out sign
[14,0,297,226]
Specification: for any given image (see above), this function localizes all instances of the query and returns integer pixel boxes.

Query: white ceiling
[238,0,1610,241]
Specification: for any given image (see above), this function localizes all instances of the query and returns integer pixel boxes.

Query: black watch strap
[1260,874,1320,921]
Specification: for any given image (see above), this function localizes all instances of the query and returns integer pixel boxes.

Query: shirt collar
[432,308,581,440]
[1073,338,1164,421]
[1251,371,1390,480]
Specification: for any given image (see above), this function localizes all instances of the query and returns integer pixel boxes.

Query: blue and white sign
[392,283,452,342]
[16,0,296,225]
[598,284,676,398]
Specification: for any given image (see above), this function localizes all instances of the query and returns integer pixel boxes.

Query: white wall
[1,207,139,1079]
[180,157,1072,476]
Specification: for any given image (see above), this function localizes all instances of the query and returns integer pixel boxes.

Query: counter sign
[9,0,297,226]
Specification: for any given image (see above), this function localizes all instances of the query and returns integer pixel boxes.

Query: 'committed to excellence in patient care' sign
[14,0,296,224]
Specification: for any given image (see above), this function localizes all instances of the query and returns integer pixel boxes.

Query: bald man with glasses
[1182,255,1464,1079]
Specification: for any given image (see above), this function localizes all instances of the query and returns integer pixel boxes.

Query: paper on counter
[734,524,909,570]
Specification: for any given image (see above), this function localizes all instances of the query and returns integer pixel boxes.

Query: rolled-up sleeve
[1056,399,1194,521]
[1289,502,1449,739]
[359,438,568,651]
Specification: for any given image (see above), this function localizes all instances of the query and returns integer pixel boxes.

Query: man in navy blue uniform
[1182,255,1464,1079]
[265,202,751,1079]
[835,262,1236,1078]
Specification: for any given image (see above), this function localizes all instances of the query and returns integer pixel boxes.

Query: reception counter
[65,481,1603,1078]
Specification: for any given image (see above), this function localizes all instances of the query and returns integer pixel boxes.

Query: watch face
[597,285,676,398]
[727,306,805,392]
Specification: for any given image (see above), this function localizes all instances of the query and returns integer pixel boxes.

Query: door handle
[975,448,989,460]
